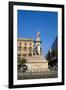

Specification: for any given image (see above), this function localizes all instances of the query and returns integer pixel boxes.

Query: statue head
[36,32,40,37]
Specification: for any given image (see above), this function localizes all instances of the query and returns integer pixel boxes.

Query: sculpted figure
[36,32,41,55]
[36,32,40,38]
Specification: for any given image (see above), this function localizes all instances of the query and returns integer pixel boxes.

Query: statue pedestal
[25,55,49,72]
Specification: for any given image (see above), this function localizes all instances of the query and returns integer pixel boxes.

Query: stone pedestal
[25,55,49,72]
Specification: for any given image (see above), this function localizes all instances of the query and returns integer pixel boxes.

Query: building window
[18,54,21,56]
[23,47,27,51]
[25,43,27,46]
[23,54,26,57]
[18,46,21,51]
[29,47,32,56]
[19,42,21,46]
[29,47,32,51]
[30,43,32,46]
[17,54,21,60]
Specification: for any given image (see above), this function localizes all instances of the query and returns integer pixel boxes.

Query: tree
[18,58,26,65]
[46,51,51,61]
[51,49,58,59]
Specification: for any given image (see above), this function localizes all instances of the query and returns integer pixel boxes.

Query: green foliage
[51,49,58,58]
[46,51,51,61]
[18,58,26,64]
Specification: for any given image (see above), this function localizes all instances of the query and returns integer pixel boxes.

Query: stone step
[25,56,45,60]
[26,60,48,63]
[26,58,48,63]
[26,62,49,72]
[27,57,45,60]
[23,55,48,63]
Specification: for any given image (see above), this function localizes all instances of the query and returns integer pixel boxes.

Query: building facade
[17,38,34,60]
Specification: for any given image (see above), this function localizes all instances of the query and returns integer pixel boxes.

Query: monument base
[24,55,49,72]
[26,62,49,72]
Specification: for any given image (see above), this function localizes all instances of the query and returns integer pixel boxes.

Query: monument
[23,32,49,72]
[17,32,49,72]
[36,32,41,55]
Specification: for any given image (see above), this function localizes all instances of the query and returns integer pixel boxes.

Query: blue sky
[17,10,58,56]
